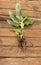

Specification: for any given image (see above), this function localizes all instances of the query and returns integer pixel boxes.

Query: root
[18,36,26,48]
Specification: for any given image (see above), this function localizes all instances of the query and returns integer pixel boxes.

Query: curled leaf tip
[16,3,21,18]
[16,3,20,7]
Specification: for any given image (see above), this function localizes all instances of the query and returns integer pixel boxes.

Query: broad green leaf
[9,10,20,24]
[29,19,34,24]
[7,20,20,27]
[16,3,21,18]
[24,19,34,25]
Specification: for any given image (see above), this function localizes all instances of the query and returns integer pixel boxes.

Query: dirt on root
[18,36,26,48]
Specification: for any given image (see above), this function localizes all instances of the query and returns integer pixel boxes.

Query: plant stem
[20,21,24,39]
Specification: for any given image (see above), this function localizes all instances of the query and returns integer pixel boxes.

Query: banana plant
[7,3,34,48]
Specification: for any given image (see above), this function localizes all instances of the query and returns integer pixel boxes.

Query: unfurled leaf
[7,20,20,27]
[16,3,21,19]
[9,10,20,24]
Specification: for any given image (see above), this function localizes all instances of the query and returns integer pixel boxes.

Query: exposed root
[18,36,26,49]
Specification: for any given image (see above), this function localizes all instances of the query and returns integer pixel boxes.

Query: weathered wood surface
[0,0,41,20]
[0,47,41,57]
[0,58,41,65]
[0,0,41,65]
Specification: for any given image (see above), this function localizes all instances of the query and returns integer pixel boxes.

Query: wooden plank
[0,58,41,65]
[27,0,41,12]
[0,37,41,47]
[0,28,41,37]
[0,0,41,18]
[0,47,41,57]
[0,28,16,36]
[0,0,40,12]
[0,20,41,29]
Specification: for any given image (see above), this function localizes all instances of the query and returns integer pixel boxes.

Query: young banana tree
[7,3,34,48]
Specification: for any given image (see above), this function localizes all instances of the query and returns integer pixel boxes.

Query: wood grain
[0,58,41,65]
[0,0,40,12]
[0,47,41,57]
[0,0,41,18]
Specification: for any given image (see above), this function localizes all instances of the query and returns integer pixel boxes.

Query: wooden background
[0,0,41,65]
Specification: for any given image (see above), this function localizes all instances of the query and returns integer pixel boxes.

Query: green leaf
[29,19,34,24]
[15,29,22,36]
[21,13,29,22]
[16,3,21,18]
[24,19,34,25]
[22,13,29,18]
[9,29,15,32]
[7,20,20,27]
[9,10,20,24]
